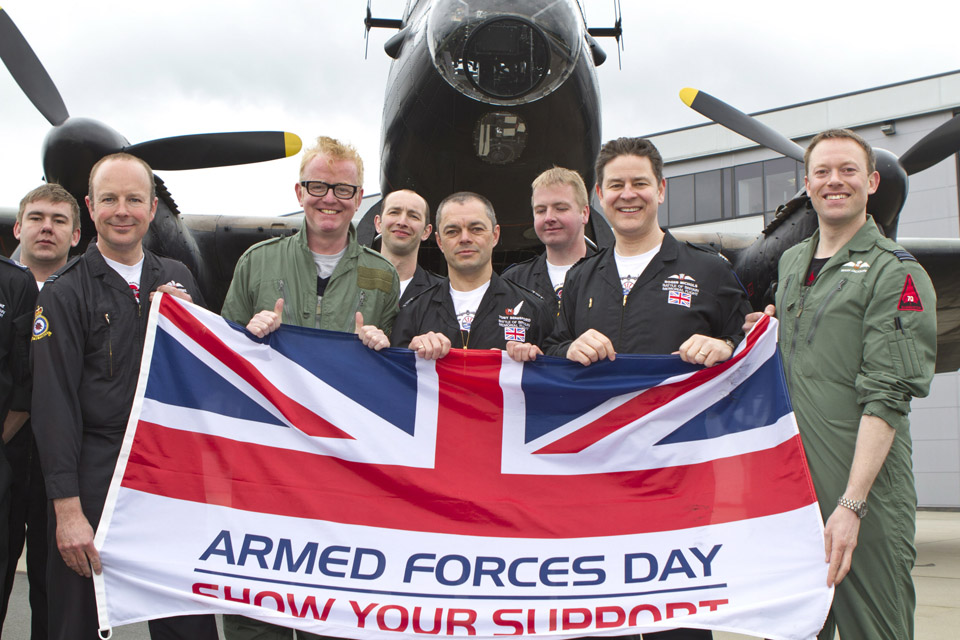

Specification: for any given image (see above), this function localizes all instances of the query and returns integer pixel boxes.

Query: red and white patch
[898,275,923,312]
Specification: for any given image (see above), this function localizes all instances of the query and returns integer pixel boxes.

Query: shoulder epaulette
[503,254,540,274]
[891,248,918,263]
[0,254,29,271]
[504,278,545,302]
[400,280,444,308]
[685,241,732,264]
[45,255,83,284]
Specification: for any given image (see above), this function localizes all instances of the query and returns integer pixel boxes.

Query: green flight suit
[222,221,398,334]
[776,216,937,640]
[220,221,397,640]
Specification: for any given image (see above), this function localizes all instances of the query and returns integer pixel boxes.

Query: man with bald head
[31,153,216,639]
[375,189,441,304]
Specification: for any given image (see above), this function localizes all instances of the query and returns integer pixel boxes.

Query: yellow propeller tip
[284,133,302,157]
[679,88,698,107]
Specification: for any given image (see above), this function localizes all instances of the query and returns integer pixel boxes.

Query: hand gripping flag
[93,294,831,639]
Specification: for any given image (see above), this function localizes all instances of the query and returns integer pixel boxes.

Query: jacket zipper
[786,276,804,383]
[105,313,113,378]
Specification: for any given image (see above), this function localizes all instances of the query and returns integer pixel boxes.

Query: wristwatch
[837,496,868,519]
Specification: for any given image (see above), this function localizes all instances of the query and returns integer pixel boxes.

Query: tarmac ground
[3,510,958,639]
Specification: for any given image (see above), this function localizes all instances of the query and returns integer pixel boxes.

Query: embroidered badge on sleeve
[898,275,924,312]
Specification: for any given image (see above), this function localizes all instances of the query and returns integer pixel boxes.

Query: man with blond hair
[222,136,398,343]
[221,137,399,638]
[504,167,593,309]
[0,183,81,637]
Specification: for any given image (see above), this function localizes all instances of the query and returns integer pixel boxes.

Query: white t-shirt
[614,245,660,297]
[102,254,144,302]
[311,247,346,280]
[546,260,574,299]
[399,277,414,299]
[450,281,490,332]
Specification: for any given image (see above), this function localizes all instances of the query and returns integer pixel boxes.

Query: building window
[735,163,764,216]
[662,158,804,227]
[667,174,695,226]
[764,156,801,212]
[695,170,723,222]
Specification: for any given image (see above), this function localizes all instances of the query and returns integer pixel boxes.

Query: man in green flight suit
[749,128,937,639]
[221,135,398,639]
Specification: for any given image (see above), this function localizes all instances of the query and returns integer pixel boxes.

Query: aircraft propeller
[587,0,624,69]
[679,87,960,240]
[0,7,301,190]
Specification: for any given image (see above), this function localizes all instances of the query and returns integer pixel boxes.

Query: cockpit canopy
[427,0,582,105]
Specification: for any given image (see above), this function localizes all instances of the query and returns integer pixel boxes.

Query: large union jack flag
[94,294,831,640]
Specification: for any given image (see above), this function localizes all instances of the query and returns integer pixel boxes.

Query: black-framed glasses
[299,180,359,200]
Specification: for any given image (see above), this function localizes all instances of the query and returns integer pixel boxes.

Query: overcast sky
[2,0,959,216]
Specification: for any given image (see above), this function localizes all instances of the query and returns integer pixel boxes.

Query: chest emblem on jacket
[840,260,870,274]
[662,273,699,308]
[499,300,532,341]
[32,306,51,341]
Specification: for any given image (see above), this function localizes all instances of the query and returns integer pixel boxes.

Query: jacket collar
[803,214,883,268]
[295,219,362,260]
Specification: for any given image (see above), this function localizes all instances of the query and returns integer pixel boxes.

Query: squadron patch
[0,302,5,319]
[32,306,51,341]
[662,273,699,308]
[841,260,870,274]
[898,275,923,311]
[498,300,532,342]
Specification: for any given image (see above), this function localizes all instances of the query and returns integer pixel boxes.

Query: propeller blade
[679,88,805,162]
[125,132,302,171]
[899,113,960,175]
[0,8,69,126]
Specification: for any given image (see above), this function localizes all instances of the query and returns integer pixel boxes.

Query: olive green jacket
[221,221,399,335]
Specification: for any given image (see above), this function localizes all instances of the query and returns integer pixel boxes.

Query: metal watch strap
[837,496,868,518]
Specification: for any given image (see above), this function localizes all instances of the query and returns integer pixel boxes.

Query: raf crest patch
[898,275,923,312]
[32,306,51,341]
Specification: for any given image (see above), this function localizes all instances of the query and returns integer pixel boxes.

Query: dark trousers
[46,501,219,640]
[0,425,48,639]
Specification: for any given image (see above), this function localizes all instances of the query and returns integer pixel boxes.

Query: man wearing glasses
[222,136,399,344]
[221,136,397,638]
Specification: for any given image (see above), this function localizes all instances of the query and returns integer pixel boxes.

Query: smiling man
[221,136,399,344]
[30,154,215,639]
[375,188,441,304]
[541,139,751,640]
[503,167,594,310]
[770,129,937,639]
[390,191,552,361]
[221,137,399,638]
[544,137,750,374]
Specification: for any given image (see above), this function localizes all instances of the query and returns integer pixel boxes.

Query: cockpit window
[428,0,582,105]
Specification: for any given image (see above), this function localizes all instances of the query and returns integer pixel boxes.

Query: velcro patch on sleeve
[898,274,924,311]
